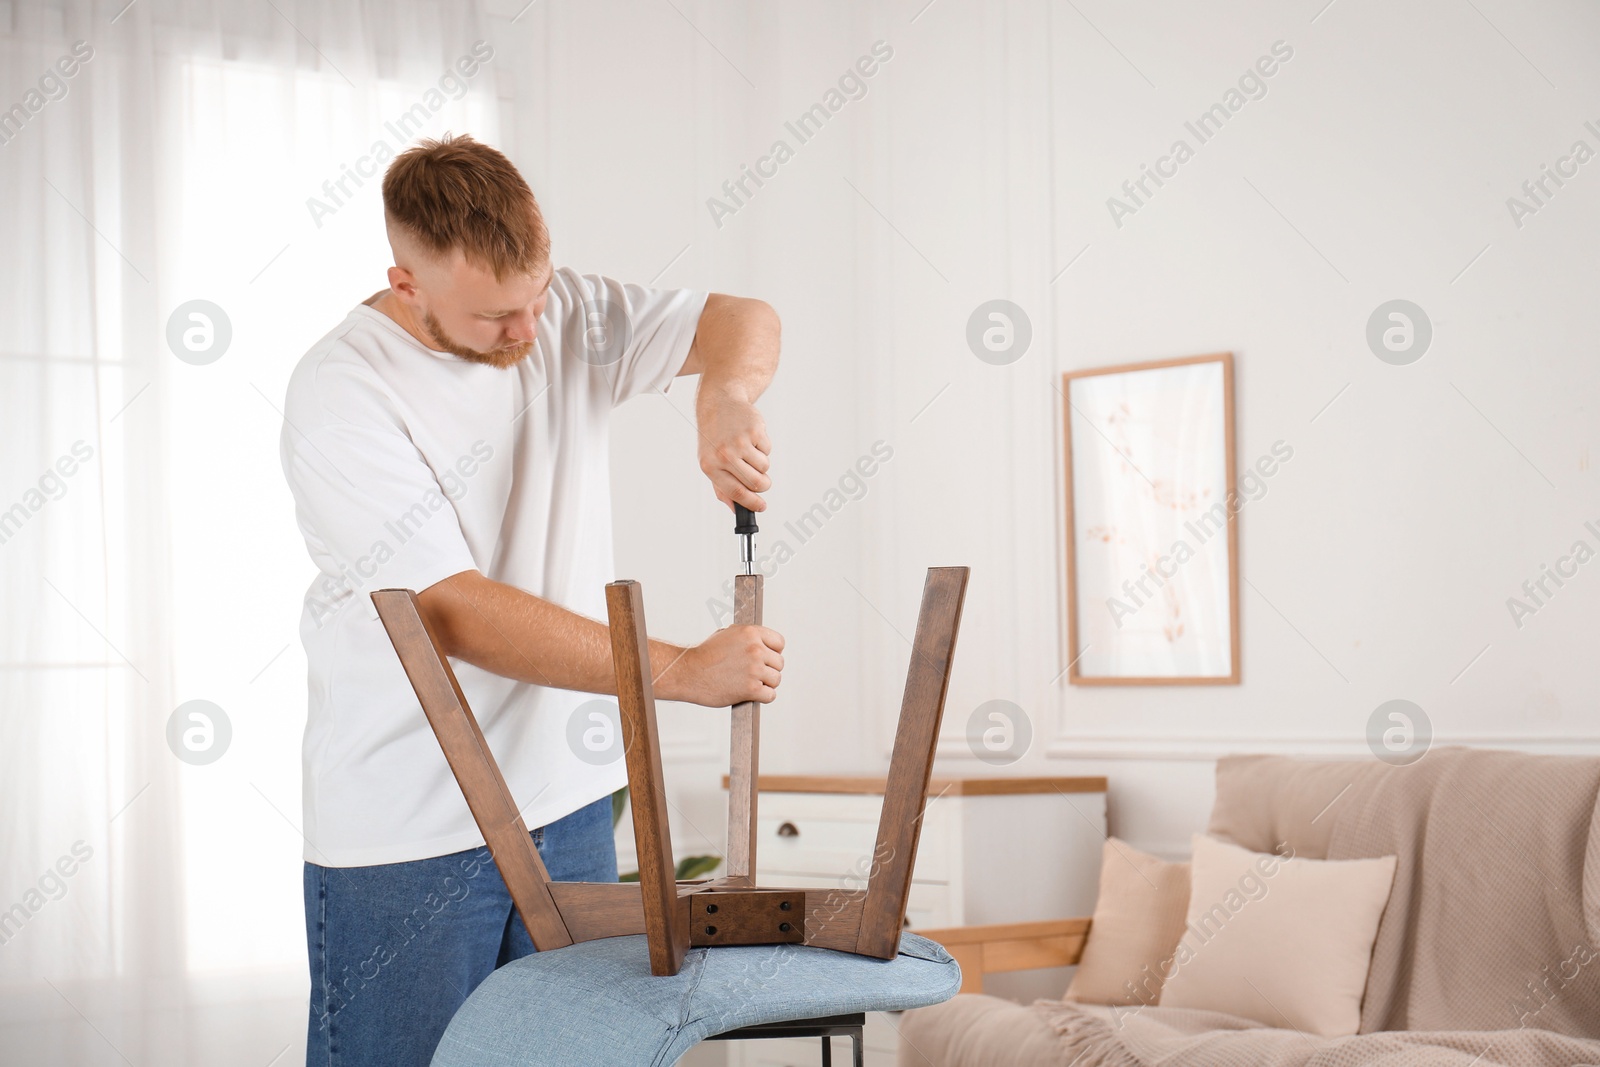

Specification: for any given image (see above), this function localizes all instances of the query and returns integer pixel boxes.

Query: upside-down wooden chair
[370,566,970,1067]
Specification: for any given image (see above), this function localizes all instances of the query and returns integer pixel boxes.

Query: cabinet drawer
[755,792,953,883]
[902,879,954,928]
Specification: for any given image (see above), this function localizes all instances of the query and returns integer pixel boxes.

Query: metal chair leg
[707,1013,866,1064]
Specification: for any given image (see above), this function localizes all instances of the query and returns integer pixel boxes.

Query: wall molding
[925,735,1600,762]
[1043,735,1600,760]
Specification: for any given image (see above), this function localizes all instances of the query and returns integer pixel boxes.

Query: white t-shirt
[279,267,708,867]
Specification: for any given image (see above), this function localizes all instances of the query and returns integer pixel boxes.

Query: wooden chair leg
[724,573,763,885]
[855,567,970,959]
[370,589,574,951]
[605,579,689,976]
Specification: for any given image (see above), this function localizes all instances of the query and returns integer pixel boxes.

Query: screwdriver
[727,501,763,880]
[734,503,758,575]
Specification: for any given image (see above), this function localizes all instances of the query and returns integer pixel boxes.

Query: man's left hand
[680,293,779,513]
[697,387,771,512]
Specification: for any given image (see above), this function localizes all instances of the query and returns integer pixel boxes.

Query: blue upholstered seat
[430,931,961,1067]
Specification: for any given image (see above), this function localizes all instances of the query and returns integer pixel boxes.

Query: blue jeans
[303,796,618,1066]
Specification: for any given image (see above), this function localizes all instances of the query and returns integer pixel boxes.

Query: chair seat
[430,931,961,1067]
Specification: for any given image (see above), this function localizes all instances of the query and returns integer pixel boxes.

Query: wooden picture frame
[1062,352,1240,685]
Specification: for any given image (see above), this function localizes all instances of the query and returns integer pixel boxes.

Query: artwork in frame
[1062,352,1240,685]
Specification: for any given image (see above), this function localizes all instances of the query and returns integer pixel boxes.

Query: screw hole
[778,922,792,933]
[705,925,718,936]
[706,903,718,914]
[779,901,792,911]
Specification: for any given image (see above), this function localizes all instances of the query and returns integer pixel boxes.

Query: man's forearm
[685,295,779,512]
[416,570,695,700]
[690,295,779,407]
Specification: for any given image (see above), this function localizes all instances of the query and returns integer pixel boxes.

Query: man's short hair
[382,133,550,281]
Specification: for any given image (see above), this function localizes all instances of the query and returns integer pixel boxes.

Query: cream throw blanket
[900,748,1600,1067]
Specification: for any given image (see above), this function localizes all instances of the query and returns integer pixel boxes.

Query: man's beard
[421,309,533,369]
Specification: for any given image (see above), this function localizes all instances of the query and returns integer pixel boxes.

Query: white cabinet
[718,776,1107,1067]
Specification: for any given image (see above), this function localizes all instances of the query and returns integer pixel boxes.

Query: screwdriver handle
[734,504,758,535]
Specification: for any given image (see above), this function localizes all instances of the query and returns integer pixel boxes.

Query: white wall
[498,0,1600,863]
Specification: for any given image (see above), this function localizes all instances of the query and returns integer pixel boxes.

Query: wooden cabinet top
[719,774,1107,797]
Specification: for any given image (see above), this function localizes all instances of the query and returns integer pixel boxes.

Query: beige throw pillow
[1064,838,1190,1006]
[1158,833,1397,1036]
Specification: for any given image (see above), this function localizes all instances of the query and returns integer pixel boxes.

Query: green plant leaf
[618,855,723,884]
[675,855,722,881]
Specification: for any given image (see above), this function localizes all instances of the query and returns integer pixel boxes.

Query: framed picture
[1062,352,1240,685]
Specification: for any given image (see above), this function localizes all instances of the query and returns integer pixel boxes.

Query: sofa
[899,748,1600,1066]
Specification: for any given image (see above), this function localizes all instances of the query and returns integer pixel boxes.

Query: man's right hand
[659,624,785,707]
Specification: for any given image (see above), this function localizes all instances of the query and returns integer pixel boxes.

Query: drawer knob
[776,821,800,838]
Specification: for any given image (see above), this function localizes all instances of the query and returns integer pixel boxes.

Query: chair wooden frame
[370,566,969,977]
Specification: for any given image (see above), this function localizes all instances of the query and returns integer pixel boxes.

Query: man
[279,134,785,1065]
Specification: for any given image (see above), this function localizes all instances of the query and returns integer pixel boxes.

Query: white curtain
[0,2,499,1061]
